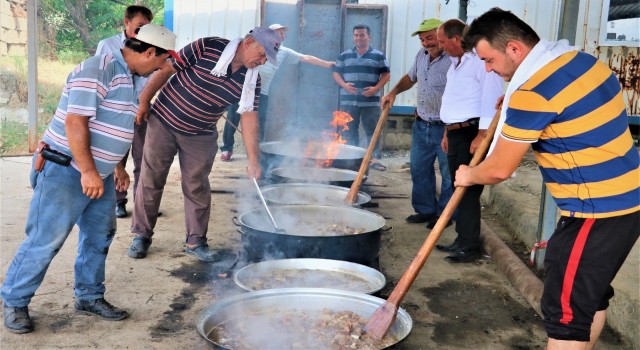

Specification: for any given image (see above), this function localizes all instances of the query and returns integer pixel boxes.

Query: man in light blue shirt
[95,5,154,218]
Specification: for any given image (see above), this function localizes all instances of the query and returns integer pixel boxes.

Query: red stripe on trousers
[559,218,596,324]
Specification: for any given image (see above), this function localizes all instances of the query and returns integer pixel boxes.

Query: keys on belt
[445,118,479,131]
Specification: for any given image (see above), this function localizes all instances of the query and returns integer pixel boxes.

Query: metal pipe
[480,220,544,317]
[27,0,39,152]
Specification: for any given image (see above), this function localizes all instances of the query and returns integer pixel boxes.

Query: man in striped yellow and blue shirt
[458,8,639,350]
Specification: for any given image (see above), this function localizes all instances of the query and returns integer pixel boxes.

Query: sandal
[369,162,387,171]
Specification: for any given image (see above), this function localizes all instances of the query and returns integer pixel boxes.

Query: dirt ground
[0,142,632,349]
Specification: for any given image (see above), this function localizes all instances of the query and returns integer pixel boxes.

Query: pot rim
[237,204,386,236]
[196,287,412,349]
[260,182,371,206]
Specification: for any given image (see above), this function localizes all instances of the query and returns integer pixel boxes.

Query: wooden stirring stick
[345,103,392,204]
[364,107,502,339]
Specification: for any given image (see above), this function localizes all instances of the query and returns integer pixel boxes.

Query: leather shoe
[184,244,221,262]
[426,217,453,229]
[405,213,436,224]
[3,304,33,334]
[127,236,152,259]
[436,241,459,252]
[115,203,128,218]
[445,248,481,263]
[75,298,129,321]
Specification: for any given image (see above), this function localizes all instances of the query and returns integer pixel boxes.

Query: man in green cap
[381,19,454,229]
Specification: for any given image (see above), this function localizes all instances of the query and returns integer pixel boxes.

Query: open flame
[304,111,353,167]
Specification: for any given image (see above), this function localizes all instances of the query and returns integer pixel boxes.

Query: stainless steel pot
[260,141,367,172]
[260,183,371,207]
[235,205,385,266]
[196,288,412,349]
[269,166,367,188]
[234,258,386,294]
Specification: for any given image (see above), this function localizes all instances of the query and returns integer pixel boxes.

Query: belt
[445,118,479,131]
[414,112,444,126]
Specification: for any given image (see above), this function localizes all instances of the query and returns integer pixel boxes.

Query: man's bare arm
[136,61,177,124]
[65,114,103,199]
[455,137,529,187]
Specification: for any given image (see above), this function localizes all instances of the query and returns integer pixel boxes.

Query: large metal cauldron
[235,205,384,266]
[260,141,367,172]
[196,288,412,349]
[233,258,386,294]
[269,166,366,188]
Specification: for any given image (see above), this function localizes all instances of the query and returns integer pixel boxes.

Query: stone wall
[382,115,413,150]
[0,0,27,56]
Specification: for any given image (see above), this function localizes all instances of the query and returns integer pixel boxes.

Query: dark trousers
[447,124,484,251]
[340,105,381,159]
[221,103,241,152]
[116,120,148,205]
[132,116,218,246]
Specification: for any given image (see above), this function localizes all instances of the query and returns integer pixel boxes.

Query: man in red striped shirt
[129,27,282,262]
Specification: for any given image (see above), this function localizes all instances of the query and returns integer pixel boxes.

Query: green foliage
[40,0,165,56]
[56,49,90,64]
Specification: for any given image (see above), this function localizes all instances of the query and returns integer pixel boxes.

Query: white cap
[268,23,288,31]
[133,23,183,64]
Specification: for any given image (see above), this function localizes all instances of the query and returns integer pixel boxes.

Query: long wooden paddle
[364,107,502,339]
[345,103,392,204]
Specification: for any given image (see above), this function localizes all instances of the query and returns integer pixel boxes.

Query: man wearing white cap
[1,23,177,333]
[129,27,282,262]
[220,23,334,161]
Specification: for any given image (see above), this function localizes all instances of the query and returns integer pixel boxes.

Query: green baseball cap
[411,18,443,36]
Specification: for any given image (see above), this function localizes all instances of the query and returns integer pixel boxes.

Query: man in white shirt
[436,18,503,263]
[219,23,334,161]
[95,5,153,218]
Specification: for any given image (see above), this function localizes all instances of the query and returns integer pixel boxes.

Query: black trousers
[446,124,484,251]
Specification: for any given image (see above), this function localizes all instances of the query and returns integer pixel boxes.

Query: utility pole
[459,0,469,22]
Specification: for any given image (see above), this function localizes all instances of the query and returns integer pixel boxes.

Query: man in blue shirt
[333,24,390,171]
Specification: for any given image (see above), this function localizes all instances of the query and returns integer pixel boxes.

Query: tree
[39,0,164,58]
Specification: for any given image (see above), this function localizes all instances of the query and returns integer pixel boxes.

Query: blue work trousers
[410,120,453,216]
[1,157,116,307]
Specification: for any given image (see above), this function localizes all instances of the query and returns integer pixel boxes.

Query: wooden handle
[385,107,501,306]
[345,103,392,204]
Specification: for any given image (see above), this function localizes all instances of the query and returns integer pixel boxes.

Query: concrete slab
[0,149,635,349]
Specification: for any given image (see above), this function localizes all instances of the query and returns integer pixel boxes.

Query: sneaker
[220,150,233,161]
[74,298,129,321]
[184,244,221,262]
[3,304,33,334]
[127,236,152,259]
[115,203,128,218]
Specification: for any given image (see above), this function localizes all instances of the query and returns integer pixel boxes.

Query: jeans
[1,157,117,307]
[221,103,241,152]
[221,95,269,152]
[340,105,382,159]
[410,120,453,216]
